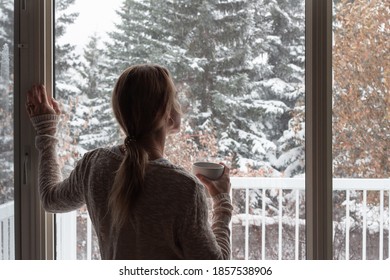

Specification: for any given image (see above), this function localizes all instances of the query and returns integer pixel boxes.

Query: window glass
[332,0,389,260]
[0,0,15,260]
[54,0,306,260]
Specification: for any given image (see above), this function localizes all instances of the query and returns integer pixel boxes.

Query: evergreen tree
[55,0,80,85]
[78,34,105,99]
[0,0,14,203]
[105,0,188,82]
[0,0,13,111]
[105,0,153,80]
[0,0,13,74]
[0,44,10,110]
[54,0,83,175]
[258,0,305,176]
[77,34,121,150]
[210,0,281,171]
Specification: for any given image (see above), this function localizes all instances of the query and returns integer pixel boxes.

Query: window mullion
[305,0,333,260]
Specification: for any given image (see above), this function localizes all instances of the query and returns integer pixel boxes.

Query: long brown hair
[109,64,177,230]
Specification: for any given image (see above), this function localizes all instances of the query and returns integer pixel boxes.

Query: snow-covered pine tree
[0,0,13,76]
[54,0,84,175]
[209,0,282,173]
[55,0,79,86]
[0,44,10,111]
[77,34,121,151]
[258,0,305,177]
[0,43,13,204]
[178,0,217,126]
[78,34,107,99]
[105,0,189,81]
[105,0,153,81]
[0,0,13,112]
[0,0,14,204]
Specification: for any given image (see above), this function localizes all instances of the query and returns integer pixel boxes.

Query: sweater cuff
[30,114,60,135]
[211,193,231,203]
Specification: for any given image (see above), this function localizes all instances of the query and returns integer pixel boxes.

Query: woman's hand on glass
[26,84,61,117]
[196,163,231,197]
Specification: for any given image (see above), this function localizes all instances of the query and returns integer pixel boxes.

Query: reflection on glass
[0,0,15,260]
[332,0,389,260]
[54,0,305,260]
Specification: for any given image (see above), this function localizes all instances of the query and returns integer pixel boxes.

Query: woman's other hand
[26,84,61,117]
[196,163,231,197]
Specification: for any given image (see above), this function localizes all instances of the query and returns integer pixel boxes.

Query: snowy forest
[1,0,389,260]
[0,0,13,205]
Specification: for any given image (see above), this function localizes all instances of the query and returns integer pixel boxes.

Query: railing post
[261,188,266,260]
[380,190,384,260]
[0,220,3,259]
[346,190,350,260]
[244,187,249,260]
[10,216,15,260]
[295,190,300,260]
[56,211,77,260]
[87,213,92,260]
[363,190,367,260]
[278,189,283,260]
[0,201,15,260]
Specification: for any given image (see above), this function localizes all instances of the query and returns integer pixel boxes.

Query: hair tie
[124,135,136,150]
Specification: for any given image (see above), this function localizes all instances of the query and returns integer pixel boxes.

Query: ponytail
[108,139,148,230]
[108,64,176,232]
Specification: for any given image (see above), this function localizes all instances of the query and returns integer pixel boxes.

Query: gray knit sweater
[31,114,233,259]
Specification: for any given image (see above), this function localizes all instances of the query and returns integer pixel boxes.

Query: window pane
[332,0,389,260]
[0,0,15,260]
[54,0,305,260]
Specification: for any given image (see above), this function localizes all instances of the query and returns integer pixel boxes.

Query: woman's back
[77,146,231,259]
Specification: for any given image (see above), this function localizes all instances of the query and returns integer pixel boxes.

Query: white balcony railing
[230,177,390,260]
[0,201,15,260]
[1,178,389,260]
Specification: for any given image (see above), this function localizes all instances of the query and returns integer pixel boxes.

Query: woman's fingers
[25,84,57,117]
[51,97,61,115]
[196,174,218,196]
[220,162,230,175]
[196,174,211,186]
[27,85,49,105]
[37,84,50,105]
[27,87,39,106]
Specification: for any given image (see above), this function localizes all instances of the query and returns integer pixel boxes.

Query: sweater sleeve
[31,114,86,213]
[179,186,233,260]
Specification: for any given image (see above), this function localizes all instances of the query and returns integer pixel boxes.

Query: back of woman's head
[109,64,177,230]
[112,64,176,140]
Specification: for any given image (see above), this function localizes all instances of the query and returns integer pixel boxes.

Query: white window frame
[13,0,333,260]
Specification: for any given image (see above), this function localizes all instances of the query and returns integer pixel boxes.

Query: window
[332,0,389,260]
[12,0,388,260]
[0,0,15,260]
[54,0,306,260]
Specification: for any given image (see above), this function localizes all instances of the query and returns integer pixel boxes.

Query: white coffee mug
[192,162,224,180]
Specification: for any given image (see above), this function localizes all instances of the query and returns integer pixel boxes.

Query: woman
[26,64,232,259]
